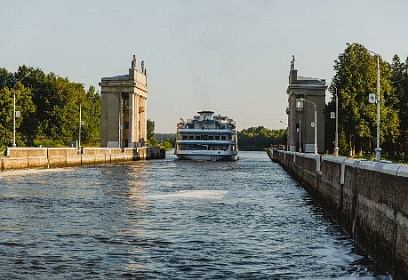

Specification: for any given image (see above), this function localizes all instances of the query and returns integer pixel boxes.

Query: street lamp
[13,84,17,147]
[79,104,82,149]
[12,73,30,147]
[367,50,381,161]
[280,120,289,151]
[329,85,339,156]
[300,98,317,154]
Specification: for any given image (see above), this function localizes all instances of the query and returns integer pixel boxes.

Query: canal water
[0,151,391,279]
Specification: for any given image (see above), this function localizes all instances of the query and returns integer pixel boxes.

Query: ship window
[196,135,201,140]
[189,135,194,140]
[208,136,214,140]
[221,136,226,140]
[215,136,220,140]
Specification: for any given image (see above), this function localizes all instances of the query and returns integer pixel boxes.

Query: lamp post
[367,50,381,161]
[301,98,317,154]
[280,120,289,151]
[329,85,339,156]
[375,54,381,161]
[13,85,16,147]
[79,104,82,148]
[12,73,30,147]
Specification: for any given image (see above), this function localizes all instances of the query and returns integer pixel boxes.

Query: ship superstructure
[175,111,238,161]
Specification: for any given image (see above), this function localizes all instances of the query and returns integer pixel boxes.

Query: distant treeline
[238,126,287,151]
[147,120,174,150]
[149,127,287,151]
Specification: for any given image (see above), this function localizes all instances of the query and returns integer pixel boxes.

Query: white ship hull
[175,150,238,161]
[174,111,238,161]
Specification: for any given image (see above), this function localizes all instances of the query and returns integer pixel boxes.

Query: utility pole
[374,54,381,161]
[79,104,82,148]
[329,85,339,156]
[12,73,30,147]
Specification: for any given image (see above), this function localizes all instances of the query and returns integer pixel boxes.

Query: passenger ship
[175,111,238,161]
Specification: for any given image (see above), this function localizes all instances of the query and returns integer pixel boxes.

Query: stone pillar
[140,97,146,144]
[143,97,147,142]
[135,95,140,146]
[129,92,134,147]
[288,95,297,152]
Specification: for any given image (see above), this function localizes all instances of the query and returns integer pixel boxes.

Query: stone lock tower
[286,56,327,153]
[100,55,148,148]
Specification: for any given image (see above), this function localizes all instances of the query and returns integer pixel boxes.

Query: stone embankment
[1,146,165,171]
[268,149,408,279]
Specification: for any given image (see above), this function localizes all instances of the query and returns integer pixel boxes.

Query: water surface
[0,151,390,279]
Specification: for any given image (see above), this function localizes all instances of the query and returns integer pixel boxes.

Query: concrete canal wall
[1,146,164,171]
[269,149,408,279]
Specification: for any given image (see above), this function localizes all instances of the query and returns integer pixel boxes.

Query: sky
[1,0,408,133]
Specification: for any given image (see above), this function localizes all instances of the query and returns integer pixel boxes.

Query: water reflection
[0,153,391,279]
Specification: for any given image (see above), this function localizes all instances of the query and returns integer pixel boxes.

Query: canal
[0,151,390,279]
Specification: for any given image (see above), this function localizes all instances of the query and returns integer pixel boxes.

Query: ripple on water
[0,152,391,279]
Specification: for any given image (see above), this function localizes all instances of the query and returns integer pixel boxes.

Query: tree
[147,119,158,146]
[331,43,399,156]
[80,86,101,144]
[0,65,102,147]
[238,126,286,150]
[0,83,35,148]
[16,66,101,146]
[391,55,408,154]
[162,141,173,151]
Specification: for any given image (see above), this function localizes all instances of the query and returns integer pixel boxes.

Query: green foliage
[146,119,158,146]
[238,126,287,151]
[331,43,399,156]
[146,122,174,150]
[162,140,173,151]
[338,130,349,156]
[0,82,35,148]
[81,86,101,144]
[0,87,14,148]
[33,137,65,147]
[390,55,408,153]
[155,133,175,150]
[0,66,101,148]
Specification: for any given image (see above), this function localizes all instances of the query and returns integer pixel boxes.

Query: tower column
[128,92,135,147]
[288,95,297,152]
[135,95,140,146]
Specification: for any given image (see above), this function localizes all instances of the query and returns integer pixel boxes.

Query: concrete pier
[269,149,408,279]
[1,146,165,171]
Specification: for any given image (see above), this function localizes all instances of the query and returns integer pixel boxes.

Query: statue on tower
[131,55,137,69]
[290,55,295,70]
